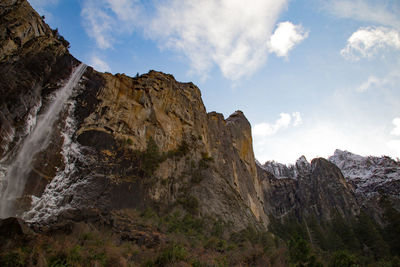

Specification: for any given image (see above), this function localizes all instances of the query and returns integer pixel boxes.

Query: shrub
[48,252,68,267]
[154,244,187,266]
[51,28,70,48]
[126,138,134,145]
[205,237,227,252]
[178,195,199,214]
[0,249,27,267]
[288,237,311,264]
[163,212,204,236]
[329,250,358,267]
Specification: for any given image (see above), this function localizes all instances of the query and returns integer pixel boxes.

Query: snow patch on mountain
[329,149,400,198]
[259,155,311,179]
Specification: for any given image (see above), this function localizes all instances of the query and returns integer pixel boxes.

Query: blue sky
[29,0,400,163]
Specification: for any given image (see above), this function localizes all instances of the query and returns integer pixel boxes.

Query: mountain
[0,1,399,266]
[258,156,359,221]
[329,149,400,200]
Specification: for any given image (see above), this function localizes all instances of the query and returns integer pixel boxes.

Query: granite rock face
[36,69,269,229]
[258,157,359,222]
[0,0,268,230]
[1,0,385,233]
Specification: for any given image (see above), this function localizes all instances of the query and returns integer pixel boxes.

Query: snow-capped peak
[329,150,400,198]
[260,156,310,179]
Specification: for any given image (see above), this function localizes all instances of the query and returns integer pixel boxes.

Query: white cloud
[106,0,141,24]
[148,0,290,80]
[391,118,400,136]
[253,112,301,137]
[80,0,310,80]
[387,117,400,157]
[357,75,380,92]
[325,0,400,30]
[292,112,303,126]
[89,55,111,72]
[387,139,400,157]
[81,0,115,49]
[356,71,400,92]
[268,22,309,58]
[341,27,400,60]
[81,0,143,49]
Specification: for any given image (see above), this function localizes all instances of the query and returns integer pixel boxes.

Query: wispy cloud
[81,0,143,49]
[89,55,111,72]
[357,71,400,92]
[324,0,400,30]
[81,0,115,49]
[268,22,309,58]
[357,75,380,92]
[253,112,302,137]
[341,27,400,60]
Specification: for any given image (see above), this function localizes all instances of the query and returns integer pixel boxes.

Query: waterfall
[0,63,87,218]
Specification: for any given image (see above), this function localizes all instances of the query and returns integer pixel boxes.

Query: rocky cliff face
[329,149,400,200]
[24,69,268,229]
[258,157,359,221]
[2,0,391,236]
[0,0,268,230]
[0,0,78,212]
[329,149,400,216]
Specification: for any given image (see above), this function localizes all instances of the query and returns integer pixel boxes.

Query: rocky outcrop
[258,157,359,222]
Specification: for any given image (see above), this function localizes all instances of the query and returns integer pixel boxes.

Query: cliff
[0,0,373,230]
[0,0,268,231]
[258,157,359,222]
[1,1,400,266]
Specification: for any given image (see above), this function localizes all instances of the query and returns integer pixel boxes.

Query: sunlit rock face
[0,0,268,229]
[49,69,269,229]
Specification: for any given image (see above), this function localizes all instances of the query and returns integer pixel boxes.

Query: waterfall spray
[0,63,87,218]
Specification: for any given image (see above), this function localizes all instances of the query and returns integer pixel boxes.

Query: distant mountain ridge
[329,149,400,201]
[259,149,400,215]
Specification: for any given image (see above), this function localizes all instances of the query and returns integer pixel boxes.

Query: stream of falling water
[0,63,87,218]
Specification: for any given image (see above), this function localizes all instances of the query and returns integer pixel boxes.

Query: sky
[28,0,400,164]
